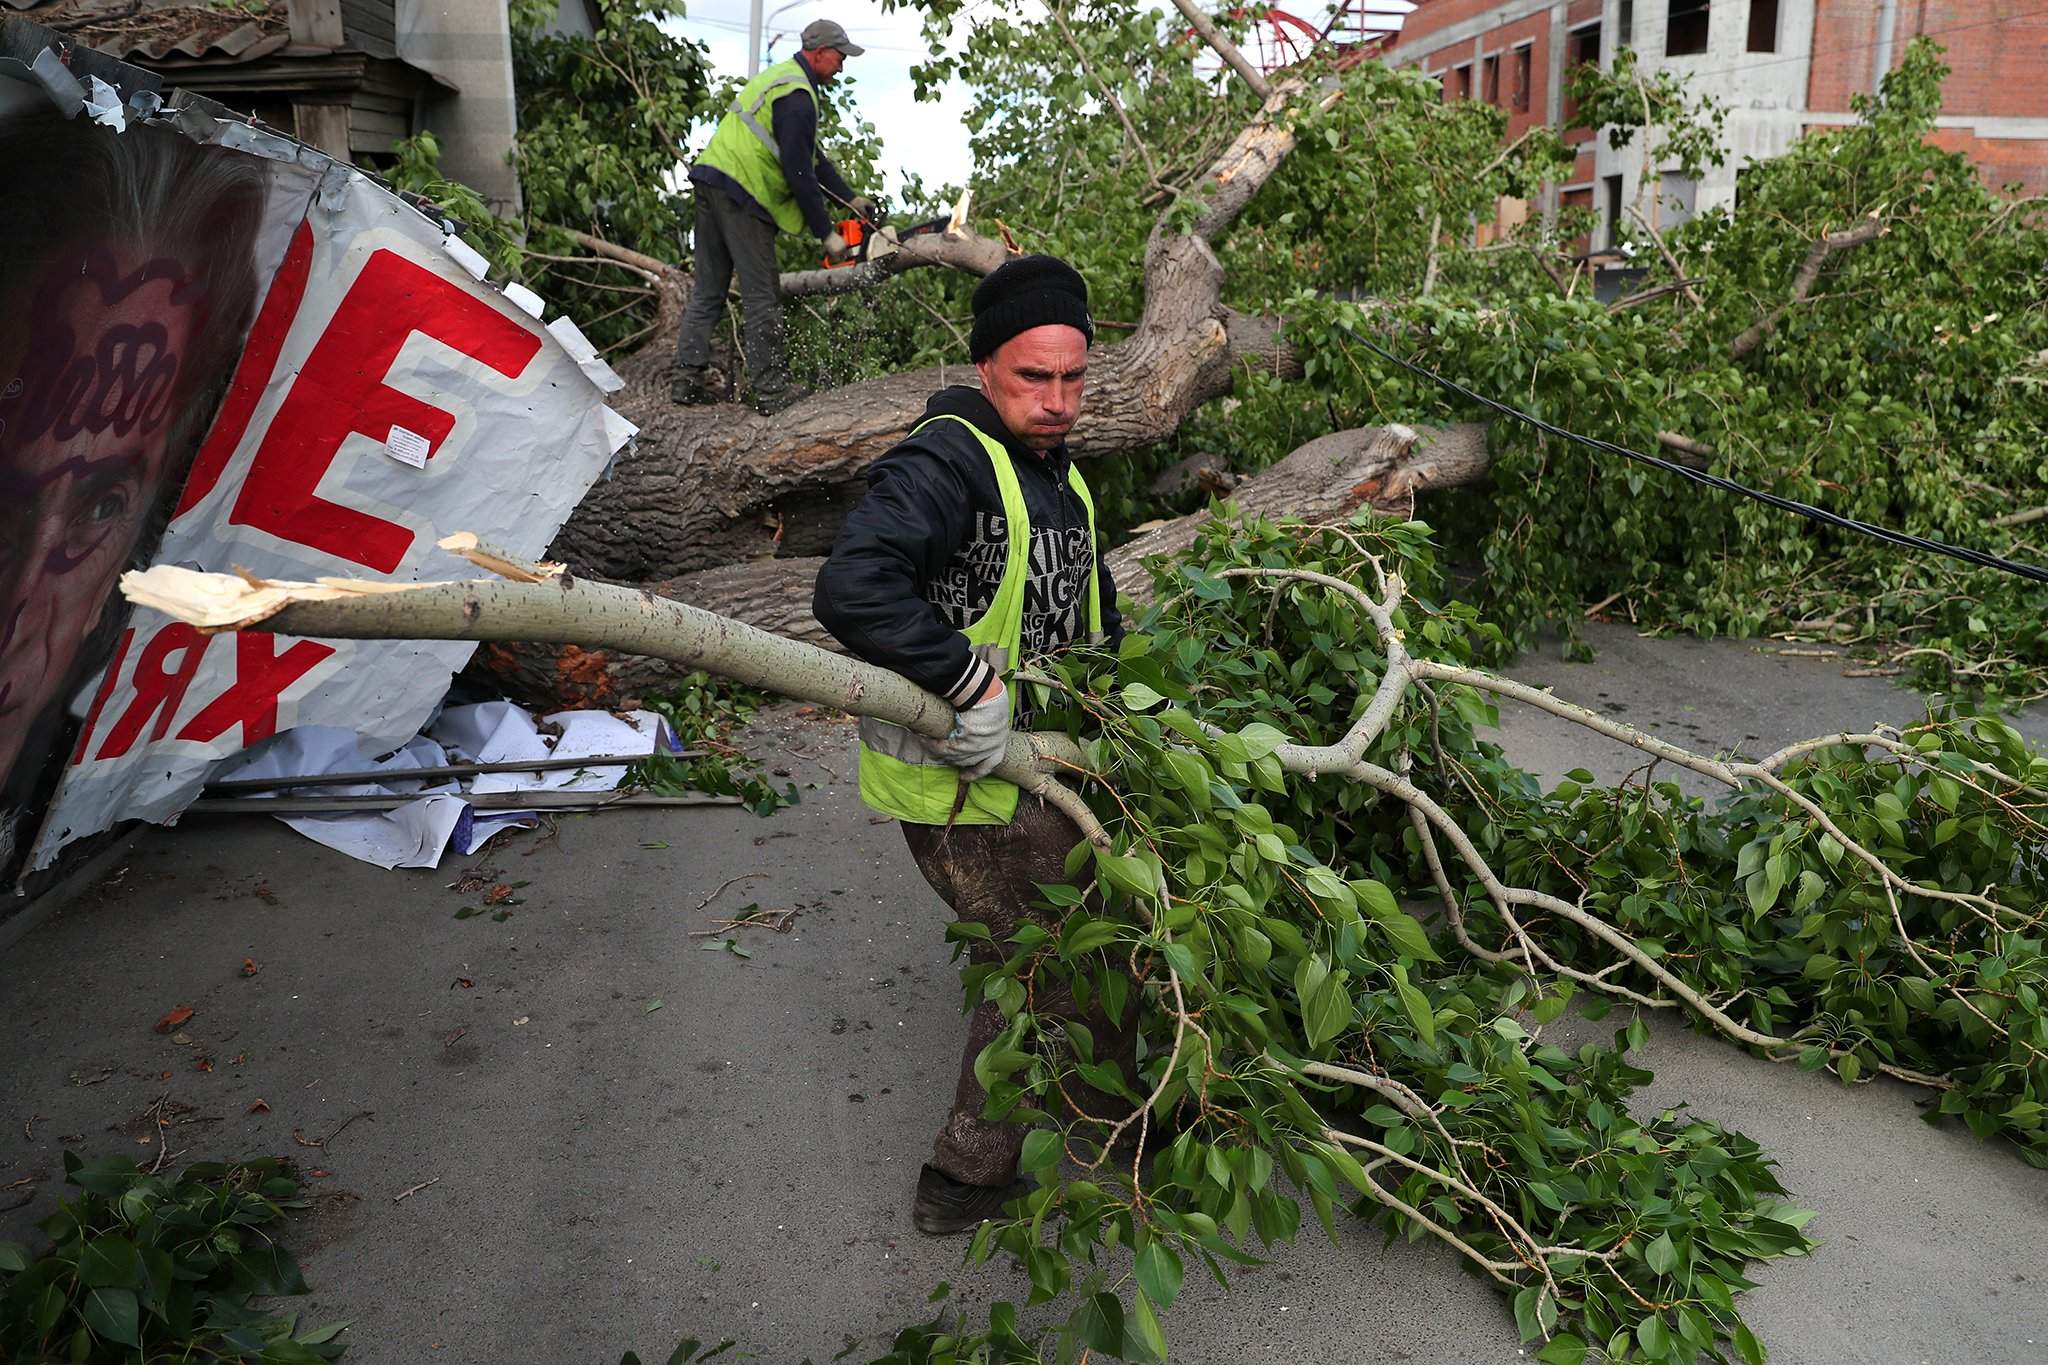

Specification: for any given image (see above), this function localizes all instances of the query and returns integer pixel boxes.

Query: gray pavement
[3,626,2047,1364]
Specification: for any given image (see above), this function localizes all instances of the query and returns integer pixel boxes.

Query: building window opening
[1512,44,1532,110]
[1747,0,1779,52]
[1563,23,1601,119]
[1667,0,1709,56]
[1482,53,1501,104]
[1453,63,1473,100]
[1603,173,1625,249]
[1618,0,1634,48]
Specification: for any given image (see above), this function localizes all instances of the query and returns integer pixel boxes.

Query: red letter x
[176,633,336,748]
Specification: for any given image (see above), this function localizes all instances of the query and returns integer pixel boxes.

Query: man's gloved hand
[930,682,1010,782]
[848,194,879,223]
[824,229,853,263]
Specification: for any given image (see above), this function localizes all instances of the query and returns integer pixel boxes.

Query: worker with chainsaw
[813,255,1139,1235]
[673,18,876,414]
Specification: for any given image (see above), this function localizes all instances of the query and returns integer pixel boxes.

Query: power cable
[1343,330,2048,585]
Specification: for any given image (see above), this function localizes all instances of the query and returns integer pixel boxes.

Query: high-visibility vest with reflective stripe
[695,57,816,236]
[857,414,1104,827]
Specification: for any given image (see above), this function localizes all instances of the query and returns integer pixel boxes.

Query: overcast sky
[659,0,1414,201]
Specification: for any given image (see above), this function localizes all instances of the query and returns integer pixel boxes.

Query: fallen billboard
[0,22,632,889]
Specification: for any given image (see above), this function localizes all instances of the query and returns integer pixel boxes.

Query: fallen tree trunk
[549,78,1325,586]
[473,422,1491,708]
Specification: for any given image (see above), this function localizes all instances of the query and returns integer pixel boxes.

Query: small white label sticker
[385,425,431,468]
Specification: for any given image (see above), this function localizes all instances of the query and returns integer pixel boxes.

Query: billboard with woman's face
[0,101,275,882]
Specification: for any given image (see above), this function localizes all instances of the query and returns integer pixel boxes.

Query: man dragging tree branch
[813,256,1139,1234]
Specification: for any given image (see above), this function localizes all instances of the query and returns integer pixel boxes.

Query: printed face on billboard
[0,107,265,865]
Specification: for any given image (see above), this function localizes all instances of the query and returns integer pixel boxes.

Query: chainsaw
[822,190,955,269]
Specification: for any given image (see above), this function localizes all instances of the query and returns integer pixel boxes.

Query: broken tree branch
[1168,0,1272,100]
[1730,214,1887,361]
[122,567,1090,822]
[1625,205,1704,309]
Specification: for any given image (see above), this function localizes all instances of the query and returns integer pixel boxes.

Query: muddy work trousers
[901,797,1143,1188]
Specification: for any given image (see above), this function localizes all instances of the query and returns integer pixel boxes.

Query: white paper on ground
[215,729,472,869]
[211,702,666,870]
[471,709,665,794]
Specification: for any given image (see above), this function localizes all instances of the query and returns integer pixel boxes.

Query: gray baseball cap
[800,18,865,55]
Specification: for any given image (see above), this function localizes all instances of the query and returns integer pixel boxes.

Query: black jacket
[689,55,853,239]
[813,387,1123,709]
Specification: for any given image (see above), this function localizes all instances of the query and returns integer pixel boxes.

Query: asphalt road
[3,625,2046,1364]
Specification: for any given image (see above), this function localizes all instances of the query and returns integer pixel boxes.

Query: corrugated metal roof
[7,0,290,64]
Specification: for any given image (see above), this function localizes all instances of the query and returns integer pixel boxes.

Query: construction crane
[1182,0,1412,79]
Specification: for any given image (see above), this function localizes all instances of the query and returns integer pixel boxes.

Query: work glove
[823,229,852,263]
[930,685,1010,783]
[848,194,879,223]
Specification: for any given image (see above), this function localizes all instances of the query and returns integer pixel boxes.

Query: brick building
[1380,1,2048,250]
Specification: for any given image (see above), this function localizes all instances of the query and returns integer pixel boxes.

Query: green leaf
[1645,1231,1678,1276]
[1127,1287,1169,1363]
[1019,1129,1062,1174]
[1537,1335,1589,1365]
[1734,1320,1767,1365]
[1394,971,1436,1049]
[1135,1241,1183,1309]
[1120,682,1166,711]
[1303,970,1352,1049]
[1513,1285,1542,1343]
[78,1235,146,1290]
[1636,1314,1671,1358]
[1095,849,1159,901]
[1069,1292,1124,1354]
[0,1239,30,1273]
[82,1287,141,1348]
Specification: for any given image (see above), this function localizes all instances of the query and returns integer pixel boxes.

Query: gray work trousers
[901,797,1143,1187]
[674,187,789,395]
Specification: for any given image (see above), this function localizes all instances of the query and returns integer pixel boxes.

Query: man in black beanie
[813,254,1138,1235]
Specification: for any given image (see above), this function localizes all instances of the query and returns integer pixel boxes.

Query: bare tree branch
[1167,0,1272,100]
[1625,205,1704,309]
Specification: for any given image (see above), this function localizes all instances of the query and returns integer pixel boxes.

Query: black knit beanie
[968,255,1094,362]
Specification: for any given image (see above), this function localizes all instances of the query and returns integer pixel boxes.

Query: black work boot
[669,366,714,406]
[911,1163,1028,1236]
[749,383,812,416]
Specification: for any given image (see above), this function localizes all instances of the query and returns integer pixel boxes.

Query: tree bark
[549,79,1323,586]
[472,422,1492,709]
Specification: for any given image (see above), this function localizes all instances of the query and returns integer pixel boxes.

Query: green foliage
[1479,711,2048,1167]
[628,672,800,815]
[1566,48,1728,181]
[833,506,2047,1360]
[383,130,525,276]
[0,1154,345,1363]
[873,515,1818,1362]
[510,0,713,350]
[1272,40,2048,698]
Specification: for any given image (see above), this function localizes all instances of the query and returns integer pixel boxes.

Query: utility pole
[747,0,764,76]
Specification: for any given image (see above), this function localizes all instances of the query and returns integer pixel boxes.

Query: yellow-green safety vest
[857,414,1104,826]
[695,57,818,236]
